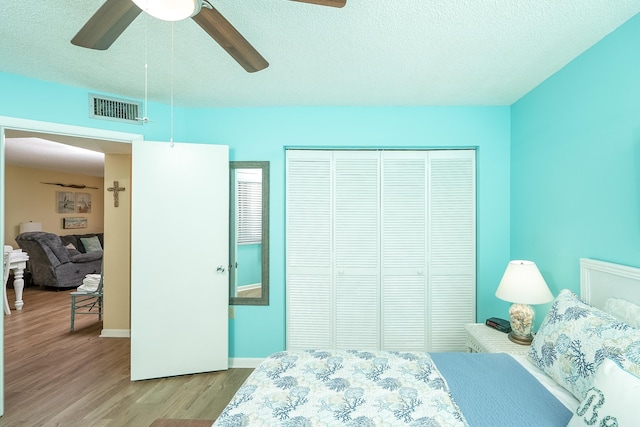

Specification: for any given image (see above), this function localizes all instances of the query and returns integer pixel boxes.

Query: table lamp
[19,222,42,233]
[495,260,553,345]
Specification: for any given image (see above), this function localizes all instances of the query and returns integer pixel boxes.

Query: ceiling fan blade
[71,0,142,50]
[290,0,346,7]
[192,5,269,73]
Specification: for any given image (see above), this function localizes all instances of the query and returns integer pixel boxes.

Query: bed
[214,258,640,426]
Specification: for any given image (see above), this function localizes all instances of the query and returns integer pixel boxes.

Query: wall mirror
[229,161,269,306]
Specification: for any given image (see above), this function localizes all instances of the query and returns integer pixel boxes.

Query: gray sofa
[15,231,103,289]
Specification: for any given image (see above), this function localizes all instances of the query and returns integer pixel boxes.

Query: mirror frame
[229,161,270,306]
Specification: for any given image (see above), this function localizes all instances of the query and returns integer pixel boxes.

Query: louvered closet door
[428,150,476,351]
[286,150,333,349]
[380,151,427,351]
[334,151,380,349]
[286,149,476,352]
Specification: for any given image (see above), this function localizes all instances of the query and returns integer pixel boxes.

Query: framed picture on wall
[75,192,92,213]
[56,191,75,213]
[63,217,88,229]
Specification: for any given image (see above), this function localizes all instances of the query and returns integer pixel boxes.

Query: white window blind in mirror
[285,149,476,352]
[236,169,262,245]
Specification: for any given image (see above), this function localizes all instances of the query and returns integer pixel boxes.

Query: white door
[380,150,427,351]
[130,140,229,381]
[333,151,380,350]
[285,150,333,349]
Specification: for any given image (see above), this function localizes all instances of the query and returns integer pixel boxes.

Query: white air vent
[89,94,142,124]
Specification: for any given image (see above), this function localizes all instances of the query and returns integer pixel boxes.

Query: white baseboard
[229,357,264,368]
[100,329,130,338]
[238,283,261,292]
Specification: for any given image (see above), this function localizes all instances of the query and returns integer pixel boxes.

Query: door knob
[216,266,226,273]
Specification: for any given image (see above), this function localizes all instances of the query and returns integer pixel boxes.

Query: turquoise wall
[0,75,511,359]
[511,14,640,326]
[186,106,511,357]
[237,244,261,286]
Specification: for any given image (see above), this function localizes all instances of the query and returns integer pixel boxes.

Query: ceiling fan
[71,0,346,73]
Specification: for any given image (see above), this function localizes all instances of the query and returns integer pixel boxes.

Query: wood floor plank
[2,287,252,426]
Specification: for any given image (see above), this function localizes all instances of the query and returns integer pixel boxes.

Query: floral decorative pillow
[528,289,640,400]
[567,358,640,426]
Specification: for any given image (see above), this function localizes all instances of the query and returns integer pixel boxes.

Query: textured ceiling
[2,0,640,108]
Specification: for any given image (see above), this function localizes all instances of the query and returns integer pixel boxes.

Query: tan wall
[103,154,131,332]
[5,160,133,334]
[4,165,104,248]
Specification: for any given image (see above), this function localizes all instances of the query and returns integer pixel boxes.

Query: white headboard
[580,258,640,310]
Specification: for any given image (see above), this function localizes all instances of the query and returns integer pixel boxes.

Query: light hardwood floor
[2,286,252,427]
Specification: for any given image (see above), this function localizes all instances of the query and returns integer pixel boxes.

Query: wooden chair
[70,265,104,332]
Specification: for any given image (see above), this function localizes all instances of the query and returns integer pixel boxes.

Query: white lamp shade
[19,222,42,233]
[132,0,201,21]
[495,260,553,305]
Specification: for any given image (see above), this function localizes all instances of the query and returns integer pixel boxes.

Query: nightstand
[465,323,530,355]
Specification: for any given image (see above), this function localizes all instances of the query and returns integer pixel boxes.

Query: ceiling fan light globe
[132,0,202,21]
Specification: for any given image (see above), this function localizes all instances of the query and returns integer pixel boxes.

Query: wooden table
[3,247,29,315]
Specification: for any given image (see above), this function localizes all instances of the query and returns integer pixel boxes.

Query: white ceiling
[2,0,639,108]
[4,130,130,177]
[2,0,640,175]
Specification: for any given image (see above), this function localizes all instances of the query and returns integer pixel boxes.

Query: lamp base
[508,303,536,346]
[507,331,533,345]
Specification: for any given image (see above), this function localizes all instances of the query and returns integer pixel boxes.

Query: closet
[286,149,476,352]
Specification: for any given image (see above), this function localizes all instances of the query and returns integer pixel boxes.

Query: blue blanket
[431,352,572,427]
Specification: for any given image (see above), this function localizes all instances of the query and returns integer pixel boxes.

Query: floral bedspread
[213,349,468,427]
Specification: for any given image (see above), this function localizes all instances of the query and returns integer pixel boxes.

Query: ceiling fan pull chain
[143,12,149,123]
[170,21,175,147]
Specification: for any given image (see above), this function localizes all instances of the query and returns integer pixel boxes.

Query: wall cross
[107,180,126,207]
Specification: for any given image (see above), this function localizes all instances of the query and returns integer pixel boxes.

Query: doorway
[0,115,140,415]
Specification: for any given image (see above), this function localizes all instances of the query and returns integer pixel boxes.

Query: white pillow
[567,358,640,426]
[604,297,640,328]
